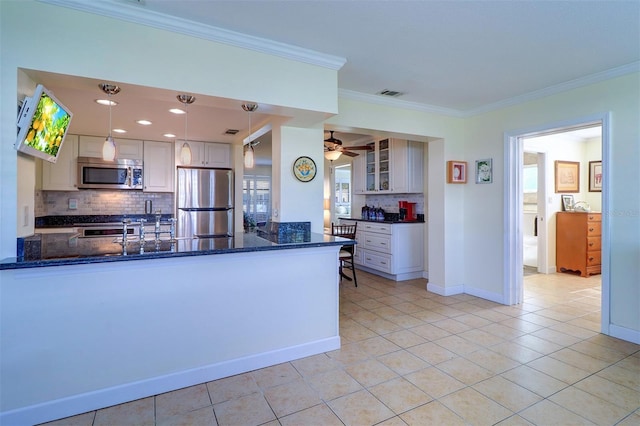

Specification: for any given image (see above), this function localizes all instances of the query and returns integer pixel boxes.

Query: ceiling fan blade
[342,151,359,157]
[345,145,373,151]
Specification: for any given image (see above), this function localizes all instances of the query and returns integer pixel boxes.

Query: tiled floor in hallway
[43,271,639,426]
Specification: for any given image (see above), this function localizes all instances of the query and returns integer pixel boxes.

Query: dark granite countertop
[338,217,425,224]
[1,232,354,270]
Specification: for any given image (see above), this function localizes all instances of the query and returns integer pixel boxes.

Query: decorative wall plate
[293,156,317,182]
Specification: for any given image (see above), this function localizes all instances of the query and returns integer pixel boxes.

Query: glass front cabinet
[355,138,423,194]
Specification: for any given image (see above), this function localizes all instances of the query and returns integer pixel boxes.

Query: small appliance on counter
[399,201,417,221]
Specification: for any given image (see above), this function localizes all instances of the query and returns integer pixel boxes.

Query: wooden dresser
[556,212,602,277]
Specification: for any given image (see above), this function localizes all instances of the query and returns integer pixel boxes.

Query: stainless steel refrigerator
[176,167,234,239]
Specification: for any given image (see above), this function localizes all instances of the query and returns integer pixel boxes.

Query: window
[523,165,538,193]
[243,175,270,226]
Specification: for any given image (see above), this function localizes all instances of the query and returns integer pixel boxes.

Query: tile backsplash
[364,194,425,215]
[36,190,174,217]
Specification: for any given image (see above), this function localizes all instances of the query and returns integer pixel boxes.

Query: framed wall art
[589,160,602,192]
[554,160,580,193]
[475,158,493,184]
[447,161,467,184]
[292,156,317,182]
[561,194,574,212]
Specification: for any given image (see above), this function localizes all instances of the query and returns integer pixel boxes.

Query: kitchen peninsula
[0,223,351,425]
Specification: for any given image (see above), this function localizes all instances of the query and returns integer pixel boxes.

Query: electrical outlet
[23,205,29,227]
[69,199,78,210]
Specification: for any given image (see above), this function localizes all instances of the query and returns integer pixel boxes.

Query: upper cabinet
[354,138,423,194]
[143,141,174,193]
[175,141,231,168]
[78,135,143,160]
[41,134,79,191]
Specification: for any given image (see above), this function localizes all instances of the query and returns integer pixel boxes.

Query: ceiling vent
[224,129,239,135]
[377,89,404,98]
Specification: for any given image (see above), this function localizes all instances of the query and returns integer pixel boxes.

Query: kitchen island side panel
[0,246,340,425]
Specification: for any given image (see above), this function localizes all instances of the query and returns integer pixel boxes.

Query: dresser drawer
[587,237,601,251]
[587,251,601,266]
[586,221,601,236]
[362,222,392,234]
[362,233,392,253]
[362,250,392,273]
[587,214,601,222]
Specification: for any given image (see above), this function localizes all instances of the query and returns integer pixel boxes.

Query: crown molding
[38,0,346,71]
[338,89,465,118]
[465,61,640,117]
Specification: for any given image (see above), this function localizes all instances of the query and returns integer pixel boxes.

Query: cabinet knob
[589,228,594,232]
[589,257,594,261]
[589,242,593,246]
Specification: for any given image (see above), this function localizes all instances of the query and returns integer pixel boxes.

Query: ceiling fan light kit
[324,130,372,159]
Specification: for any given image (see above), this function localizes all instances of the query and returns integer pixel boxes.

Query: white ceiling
[30,0,638,145]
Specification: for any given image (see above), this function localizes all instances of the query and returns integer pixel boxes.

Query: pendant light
[99,83,120,161]
[242,103,258,168]
[177,94,196,165]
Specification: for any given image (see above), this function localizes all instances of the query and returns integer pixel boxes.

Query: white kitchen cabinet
[176,140,231,168]
[352,154,366,194]
[341,219,424,281]
[143,141,174,192]
[78,135,143,160]
[357,138,424,194]
[41,134,79,191]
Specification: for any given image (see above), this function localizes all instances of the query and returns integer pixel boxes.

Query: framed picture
[554,160,580,193]
[589,160,602,192]
[447,161,467,184]
[475,158,493,184]
[562,194,574,212]
[292,156,317,182]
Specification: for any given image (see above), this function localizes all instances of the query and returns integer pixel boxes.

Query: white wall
[0,0,338,258]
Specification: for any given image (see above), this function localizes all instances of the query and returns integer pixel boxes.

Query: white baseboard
[427,282,464,296]
[463,285,506,304]
[609,324,640,345]
[0,337,341,426]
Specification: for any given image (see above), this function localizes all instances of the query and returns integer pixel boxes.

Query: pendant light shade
[180,142,192,165]
[177,94,196,165]
[242,103,258,169]
[324,150,342,161]
[244,144,255,168]
[99,83,120,161]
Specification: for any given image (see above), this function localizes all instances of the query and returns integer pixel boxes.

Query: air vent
[377,89,404,97]
[224,129,239,135]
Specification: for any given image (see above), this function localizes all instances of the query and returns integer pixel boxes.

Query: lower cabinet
[340,219,425,281]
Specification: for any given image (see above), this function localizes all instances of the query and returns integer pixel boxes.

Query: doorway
[505,113,609,334]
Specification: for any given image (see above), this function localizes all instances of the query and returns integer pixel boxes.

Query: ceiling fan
[324,131,372,158]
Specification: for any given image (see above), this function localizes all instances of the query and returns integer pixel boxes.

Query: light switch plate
[69,198,78,210]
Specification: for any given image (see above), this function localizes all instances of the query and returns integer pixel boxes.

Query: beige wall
[2,1,638,338]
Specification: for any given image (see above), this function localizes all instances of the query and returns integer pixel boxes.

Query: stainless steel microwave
[77,157,143,190]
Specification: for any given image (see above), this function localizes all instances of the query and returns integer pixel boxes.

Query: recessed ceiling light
[163,133,176,138]
[113,128,127,134]
[169,108,185,114]
[96,99,118,106]
[136,120,152,125]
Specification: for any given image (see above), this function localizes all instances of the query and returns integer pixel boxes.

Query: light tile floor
[42,271,639,426]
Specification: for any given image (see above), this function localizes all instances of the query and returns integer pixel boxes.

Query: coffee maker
[398,201,417,221]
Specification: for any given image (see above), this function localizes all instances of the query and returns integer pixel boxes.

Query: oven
[77,157,143,190]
